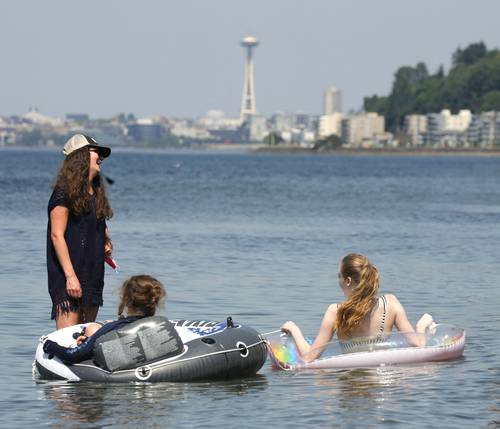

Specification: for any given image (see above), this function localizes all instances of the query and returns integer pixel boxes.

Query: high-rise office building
[323,86,342,115]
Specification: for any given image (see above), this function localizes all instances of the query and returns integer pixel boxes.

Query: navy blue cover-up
[46,186,106,319]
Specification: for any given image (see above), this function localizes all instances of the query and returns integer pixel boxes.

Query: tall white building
[324,86,342,114]
[467,111,500,147]
[425,109,472,147]
[341,113,385,147]
[404,114,427,145]
[318,113,343,138]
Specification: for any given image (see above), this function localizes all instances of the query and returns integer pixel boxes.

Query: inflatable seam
[72,339,266,375]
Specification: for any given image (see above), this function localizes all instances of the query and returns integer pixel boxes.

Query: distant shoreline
[250,145,500,157]
[2,143,500,157]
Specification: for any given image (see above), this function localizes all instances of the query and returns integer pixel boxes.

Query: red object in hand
[105,256,118,270]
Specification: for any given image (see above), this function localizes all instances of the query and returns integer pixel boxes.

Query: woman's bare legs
[55,310,80,330]
[80,306,99,324]
[55,306,100,330]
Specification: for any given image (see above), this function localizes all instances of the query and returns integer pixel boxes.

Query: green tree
[435,65,445,78]
[263,131,284,145]
[364,95,389,115]
[481,90,500,111]
[452,42,487,67]
[313,134,342,151]
[386,66,418,130]
[363,42,500,132]
[414,74,445,113]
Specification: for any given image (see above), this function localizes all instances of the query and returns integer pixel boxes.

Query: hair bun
[118,275,166,317]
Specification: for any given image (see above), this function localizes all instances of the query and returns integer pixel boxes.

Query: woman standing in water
[281,253,434,361]
[47,134,113,329]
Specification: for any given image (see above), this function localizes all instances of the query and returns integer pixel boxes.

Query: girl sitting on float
[43,275,166,364]
[281,253,434,362]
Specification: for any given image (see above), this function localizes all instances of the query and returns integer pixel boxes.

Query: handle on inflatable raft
[265,324,465,370]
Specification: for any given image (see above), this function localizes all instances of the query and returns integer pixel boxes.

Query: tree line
[364,42,500,132]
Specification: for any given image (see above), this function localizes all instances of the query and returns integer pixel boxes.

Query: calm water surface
[0,148,499,428]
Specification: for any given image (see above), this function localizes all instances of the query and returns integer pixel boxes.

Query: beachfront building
[66,113,89,123]
[270,112,296,133]
[266,112,317,145]
[0,109,73,146]
[294,113,315,130]
[404,114,427,146]
[22,108,65,127]
[324,86,342,114]
[341,112,385,147]
[194,110,244,143]
[467,111,500,148]
[247,115,267,141]
[127,118,165,141]
[170,118,212,140]
[197,110,241,131]
[0,117,16,145]
[318,113,343,138]
[279,128,316,147]
[424,109,472,147]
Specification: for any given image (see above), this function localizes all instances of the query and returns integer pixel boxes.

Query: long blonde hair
[336,253,380,338]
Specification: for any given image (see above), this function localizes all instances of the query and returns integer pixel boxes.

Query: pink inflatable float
[265,324,465,370]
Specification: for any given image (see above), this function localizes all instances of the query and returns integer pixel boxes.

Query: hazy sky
[2,1,500,119]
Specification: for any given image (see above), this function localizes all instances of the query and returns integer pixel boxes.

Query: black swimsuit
[378,295,388,335]
[341,295,388,353]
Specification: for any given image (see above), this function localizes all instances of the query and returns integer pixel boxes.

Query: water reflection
[41,382,111,427]
[40,375,268,427]
[195,374,269,397]
[288,365,440,426]
[309,364,439,406]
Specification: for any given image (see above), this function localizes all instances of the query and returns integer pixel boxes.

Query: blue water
[0,148,499,428]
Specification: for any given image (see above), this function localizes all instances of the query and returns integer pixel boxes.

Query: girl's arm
[75,322,103,345]
[281,304,337,362]
[391,294,433,346]
[50,206,81,299]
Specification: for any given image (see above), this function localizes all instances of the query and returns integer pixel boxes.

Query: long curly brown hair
[118,275,166,317]
[336,253,380,338]
[55,148,113,220]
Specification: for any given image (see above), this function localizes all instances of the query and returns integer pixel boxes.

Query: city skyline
[2,0,500,119]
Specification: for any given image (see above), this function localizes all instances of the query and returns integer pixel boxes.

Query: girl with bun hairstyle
[43,275,166,364]
[281,253,434,362]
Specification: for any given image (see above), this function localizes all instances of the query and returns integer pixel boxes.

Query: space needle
[240,35,259,122]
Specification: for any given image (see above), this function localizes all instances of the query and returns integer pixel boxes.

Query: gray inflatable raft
[34,316,267,382]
